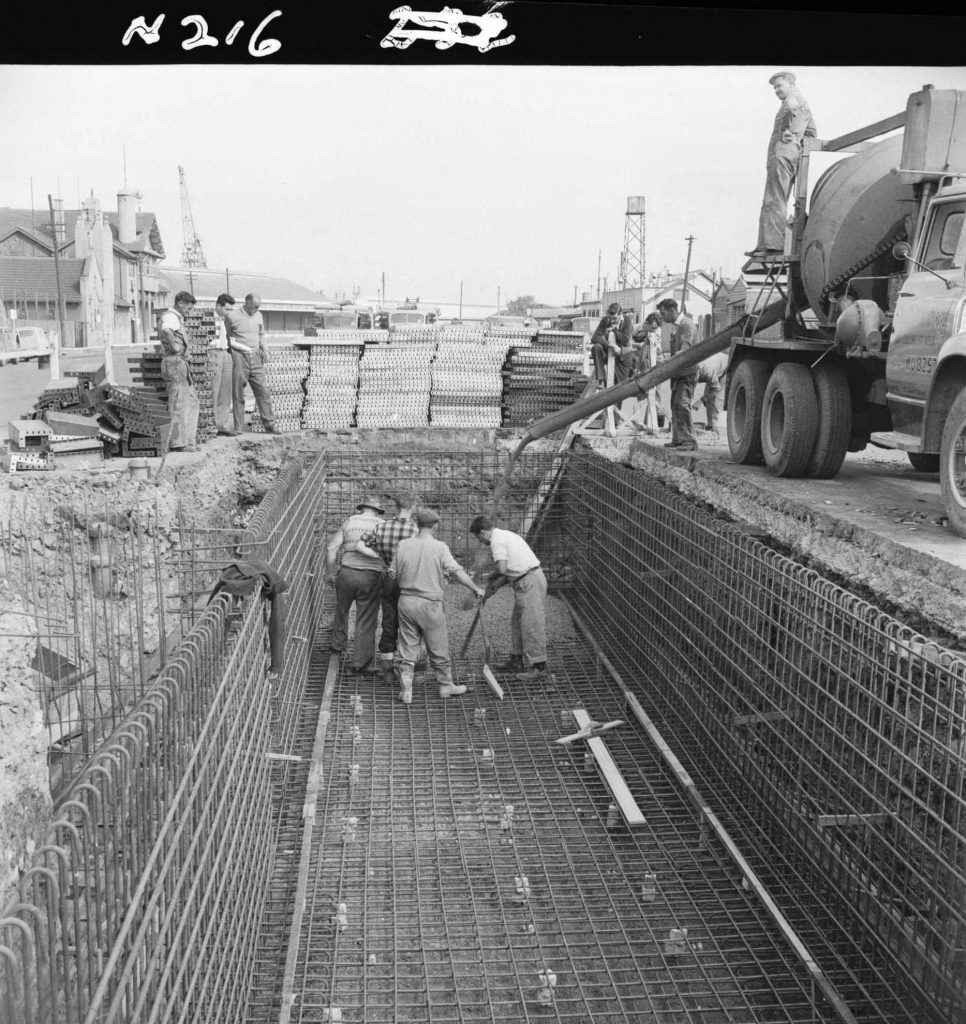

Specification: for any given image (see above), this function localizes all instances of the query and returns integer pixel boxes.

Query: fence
[555,452,966,1024]
[0,452,329,1024]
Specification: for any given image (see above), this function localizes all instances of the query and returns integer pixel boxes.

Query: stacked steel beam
[430,338,512,428]
[355,341,436,428]
[301,343,362,430]
[502,328,586,426]
[249,346,310,433]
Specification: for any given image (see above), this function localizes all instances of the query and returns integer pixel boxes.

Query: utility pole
[573,284,577,306]
[459,280,464,320]
[597,250,602,299]
[47,195,65,380]
[681,234,695,315]
[225,268,230,292]
[497,285,501,315]
[381,272,385,308]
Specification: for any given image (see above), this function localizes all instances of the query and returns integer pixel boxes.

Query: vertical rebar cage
[0,452,329,1024]
[557,452,966,1023]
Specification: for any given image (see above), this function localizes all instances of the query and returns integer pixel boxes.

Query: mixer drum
[800,134,914,325]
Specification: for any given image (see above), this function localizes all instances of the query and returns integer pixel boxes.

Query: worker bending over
[469,515,549,683]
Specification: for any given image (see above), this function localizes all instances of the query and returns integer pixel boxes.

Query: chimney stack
[117,187,138,245]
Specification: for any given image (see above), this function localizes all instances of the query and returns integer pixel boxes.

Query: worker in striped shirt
[355,491,419,684]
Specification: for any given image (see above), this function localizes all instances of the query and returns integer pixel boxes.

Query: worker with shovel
[469,515,548,683]
[389,508,485,705]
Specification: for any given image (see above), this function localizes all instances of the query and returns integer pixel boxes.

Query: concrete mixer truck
[724,84,966,537]
[503,85,966,537]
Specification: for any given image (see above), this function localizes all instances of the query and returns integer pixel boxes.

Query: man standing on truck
[747,72,817,258]
[658,298,698,451]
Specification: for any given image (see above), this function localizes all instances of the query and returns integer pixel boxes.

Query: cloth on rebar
[211,560,289,672]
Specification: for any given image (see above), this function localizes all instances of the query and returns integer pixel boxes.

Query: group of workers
[590,297,724,451]
[158,289,279,451]
[326,494,549,704]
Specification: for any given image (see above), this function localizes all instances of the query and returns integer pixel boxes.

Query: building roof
[158,267,324,309]
[0,256,85,300]
[0,206,165,259]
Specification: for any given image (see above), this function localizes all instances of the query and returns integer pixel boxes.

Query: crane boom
[178,165,207,268]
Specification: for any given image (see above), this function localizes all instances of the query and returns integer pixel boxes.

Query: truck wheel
[805,364,850,479]
[907,452,940,473]
[761,362,819,477]
[727,359,771,465]
[940,388,966,538]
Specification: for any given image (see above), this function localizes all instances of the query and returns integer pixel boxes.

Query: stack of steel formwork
[183,310,217,443]
[486,325,536,348]
[429,338,511,427]
[355,341,436,428]
[388,325,439,344]
[502,328,587,426]
[249,345,309,433]
[301,343,362,430]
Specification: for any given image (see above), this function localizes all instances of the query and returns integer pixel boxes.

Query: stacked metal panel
[485,326,536,348]
[183,311,218,443]
[502,329,586,427]
[249,346,310,433]
[388,326,439,344]
[315,329,389,346]
[438,325,486,344]
[301,343,362,430]
[429,339,512,428]
[355,342,436,428]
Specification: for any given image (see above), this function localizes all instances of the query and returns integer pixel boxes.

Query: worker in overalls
[158,291,200,452]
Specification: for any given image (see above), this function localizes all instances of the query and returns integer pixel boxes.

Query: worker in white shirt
[469,515,549,683]
[211,293,237,435]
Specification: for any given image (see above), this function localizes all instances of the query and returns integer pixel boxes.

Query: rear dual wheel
[940,388,966,538]
[728,360,850,479]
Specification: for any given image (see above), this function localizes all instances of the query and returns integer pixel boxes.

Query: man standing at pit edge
[747,72,817,259]
[657,298,698,452]
[159,290,200,452]
[469,515,549,682]
[390,508,484,705]
[227,292,279,434]
[211,293,237,436]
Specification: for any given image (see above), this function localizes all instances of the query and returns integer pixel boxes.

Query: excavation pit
[2,445,964,1024]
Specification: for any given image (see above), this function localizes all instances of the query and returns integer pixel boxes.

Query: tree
[504,295,536,317]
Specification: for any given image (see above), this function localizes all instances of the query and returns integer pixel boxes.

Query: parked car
[0,326,52,363]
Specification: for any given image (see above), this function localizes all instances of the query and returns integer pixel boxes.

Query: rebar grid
[0,593,273,1024]
[289,639,842,1023]
[314,449,571,577]
[555,453,966,1023]
[1,451,330,1024]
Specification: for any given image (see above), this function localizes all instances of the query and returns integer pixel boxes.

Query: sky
[2,62,965,309]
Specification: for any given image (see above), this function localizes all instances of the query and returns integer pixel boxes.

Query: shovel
[476,596,504,700]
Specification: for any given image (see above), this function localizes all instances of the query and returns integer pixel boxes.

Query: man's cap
[769,71,796,85]
[356,496,386,514]
[415,508,440,527]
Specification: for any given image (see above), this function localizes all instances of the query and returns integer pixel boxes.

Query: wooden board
[571,708,646,826]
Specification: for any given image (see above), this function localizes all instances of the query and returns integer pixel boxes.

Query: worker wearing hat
[389,507,484,705]
[326,496,387,672]
[747,72,817,259]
